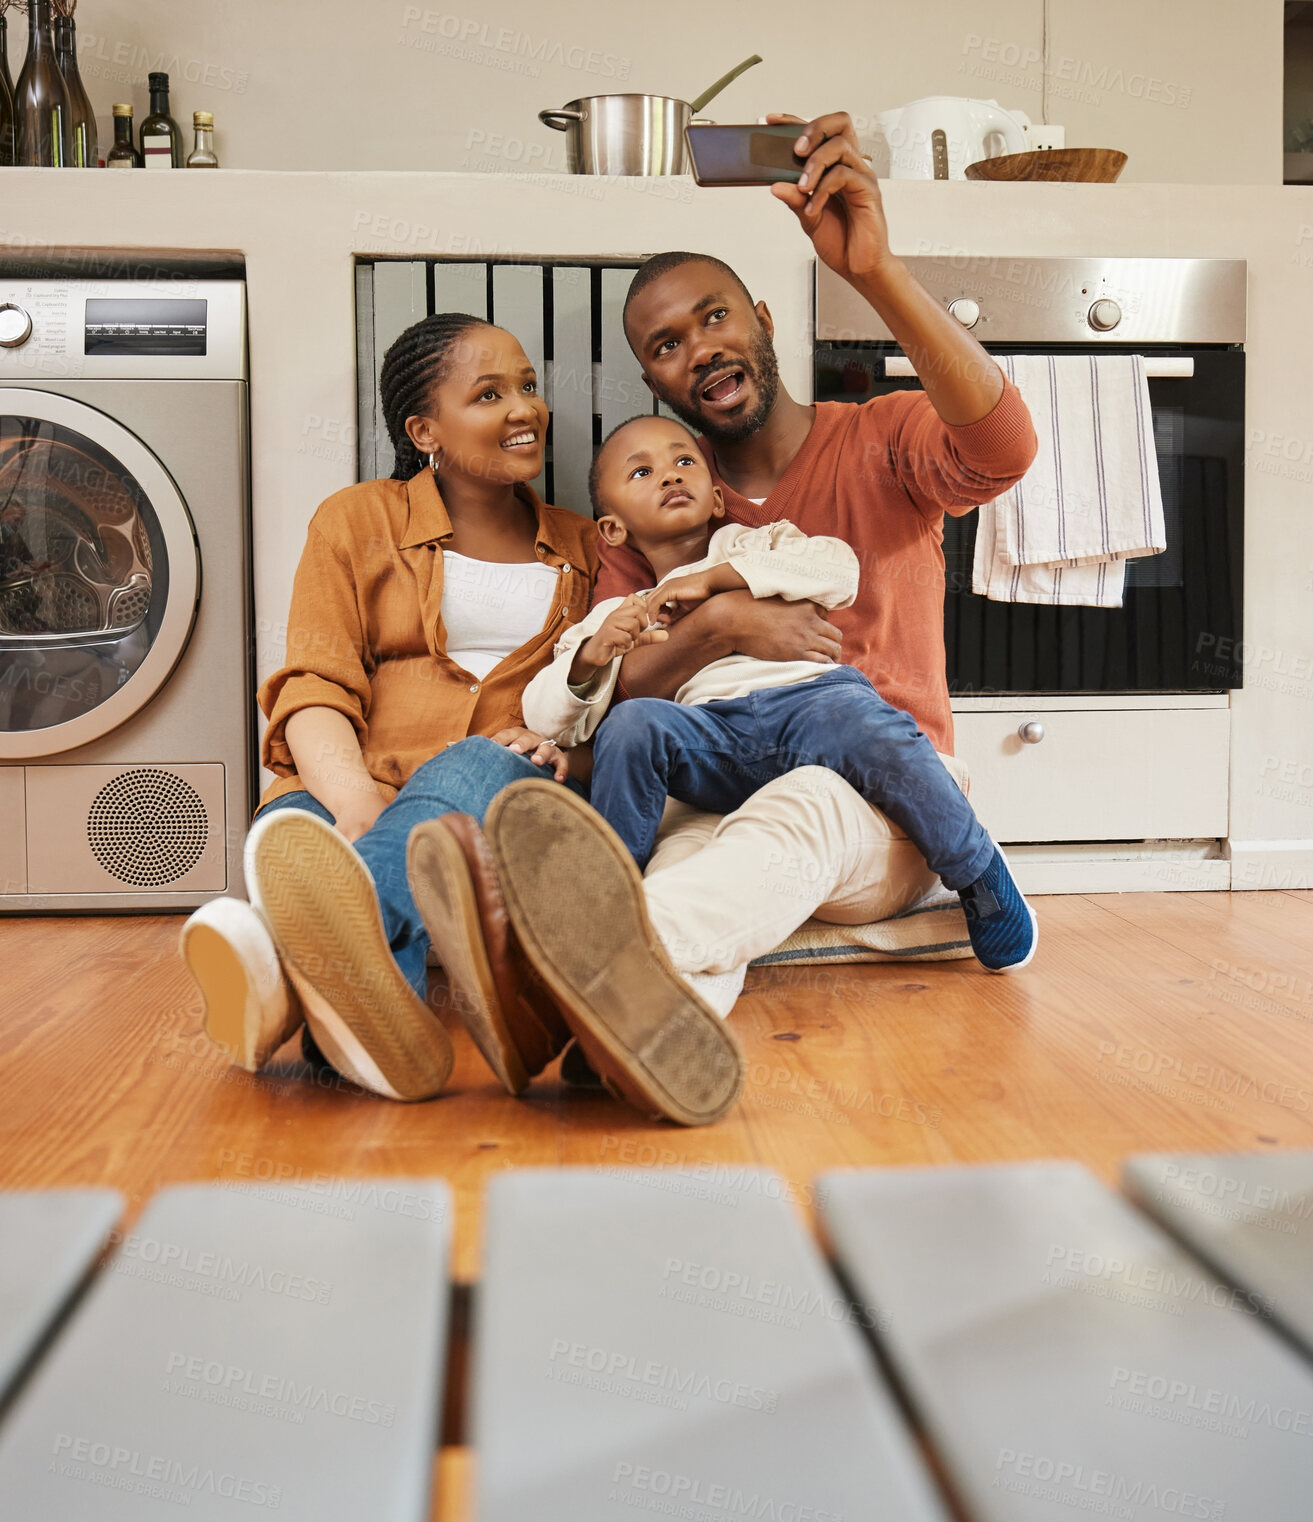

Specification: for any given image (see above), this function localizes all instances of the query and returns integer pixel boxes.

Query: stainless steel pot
[538,94,691,175]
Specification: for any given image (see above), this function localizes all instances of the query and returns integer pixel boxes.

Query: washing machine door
[0,388,199,759]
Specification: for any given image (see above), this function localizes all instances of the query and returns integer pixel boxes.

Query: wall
[18,0,1284,183]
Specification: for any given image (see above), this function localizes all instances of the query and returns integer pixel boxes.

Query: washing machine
[0,277,251,911]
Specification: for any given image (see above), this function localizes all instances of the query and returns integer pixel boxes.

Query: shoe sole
[247,813,453,1101]
[484,781,744,1127]
[179,904,297,1072]
[182,920,266,1071]
[978,838,1039,974]
[406,822,529,1096]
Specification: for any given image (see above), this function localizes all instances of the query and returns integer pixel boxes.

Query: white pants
[641,758,969,1017]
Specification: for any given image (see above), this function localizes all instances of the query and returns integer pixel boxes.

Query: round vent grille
[87,769,209,886]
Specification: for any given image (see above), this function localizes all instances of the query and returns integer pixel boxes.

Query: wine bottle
[15,0,72,167]
[105,103,142,168]
[186,110,218,168]
[0,5,13,97]
[1,2,15,167]
[53,10,96,167]
[0,27,13,169]
[140,70,182,169]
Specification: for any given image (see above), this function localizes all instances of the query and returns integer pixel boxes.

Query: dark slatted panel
[357,260,652,510]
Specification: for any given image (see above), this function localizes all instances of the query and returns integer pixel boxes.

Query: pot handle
[539,108,584,129]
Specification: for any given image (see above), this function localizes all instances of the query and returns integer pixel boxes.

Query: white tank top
[440,551,560,680]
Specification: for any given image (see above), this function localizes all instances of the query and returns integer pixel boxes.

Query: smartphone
[684,123,806,187]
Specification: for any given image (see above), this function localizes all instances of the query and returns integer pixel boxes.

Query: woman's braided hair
[378,312,494,481]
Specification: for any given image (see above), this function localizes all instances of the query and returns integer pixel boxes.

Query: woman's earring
[427,451,439,473]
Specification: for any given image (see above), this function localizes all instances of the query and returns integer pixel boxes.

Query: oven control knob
[1018,721,1045,744]
[1087,298,1122,332]
[948,298,981,328]
[0,303,33,349]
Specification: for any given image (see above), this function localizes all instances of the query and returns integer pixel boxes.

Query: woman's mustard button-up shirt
[257,468,597,810]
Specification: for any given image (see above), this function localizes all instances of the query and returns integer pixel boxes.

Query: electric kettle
[874,97,1030,180]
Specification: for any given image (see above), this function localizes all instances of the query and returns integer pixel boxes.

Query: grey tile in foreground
[473,1167,949,1522]
[818,1162,1313,1522]
[1125,1150,1313,1359]
[0,1189,123,1403]
[0,1179,452,1520]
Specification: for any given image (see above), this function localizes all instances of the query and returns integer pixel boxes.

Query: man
[408,111,1037,1126]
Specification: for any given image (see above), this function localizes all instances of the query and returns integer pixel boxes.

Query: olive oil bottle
[106,103,143,168]
[140,71,183,168]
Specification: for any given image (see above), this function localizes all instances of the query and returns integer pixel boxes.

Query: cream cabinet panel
[953,708,1230,843]
[0,768,25,894]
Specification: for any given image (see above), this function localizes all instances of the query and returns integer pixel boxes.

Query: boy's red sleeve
[592,538,655,608]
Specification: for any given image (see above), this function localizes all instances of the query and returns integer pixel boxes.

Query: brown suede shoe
[483,780,745,1127]
[406,813,572,1094]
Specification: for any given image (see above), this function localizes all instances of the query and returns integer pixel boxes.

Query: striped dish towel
[973,354,1166,607]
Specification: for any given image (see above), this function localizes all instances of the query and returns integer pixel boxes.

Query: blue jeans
[254,736,585,999]
[589,667,994,889]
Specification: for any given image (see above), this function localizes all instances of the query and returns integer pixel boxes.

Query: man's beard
[660,322,782,443]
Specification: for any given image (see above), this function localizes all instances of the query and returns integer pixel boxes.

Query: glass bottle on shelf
[139,70,182,168]
[186,110,218,168]
[53,8,96,167]
[0,33,12,168]
[15,0,72,167]
[0,2,14,102]
[105,103,142,168]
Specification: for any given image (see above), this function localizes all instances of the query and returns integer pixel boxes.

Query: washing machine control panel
[0,303,33,349]
[0,281,245,381]
[84,298,208,357]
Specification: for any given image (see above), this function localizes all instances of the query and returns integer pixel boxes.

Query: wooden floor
[4,888,1313,1518]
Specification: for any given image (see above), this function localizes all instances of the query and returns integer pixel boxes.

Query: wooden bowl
[964,148,1128,183]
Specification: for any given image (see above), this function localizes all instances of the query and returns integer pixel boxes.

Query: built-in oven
[814,257,1246,696]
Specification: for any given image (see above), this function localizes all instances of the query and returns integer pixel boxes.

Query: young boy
[521,414,1037,972]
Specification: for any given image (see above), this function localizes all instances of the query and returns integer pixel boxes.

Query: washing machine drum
[0,390,199,759]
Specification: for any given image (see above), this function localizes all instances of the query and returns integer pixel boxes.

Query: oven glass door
[813,342,1244,694]
[0,389,199,758]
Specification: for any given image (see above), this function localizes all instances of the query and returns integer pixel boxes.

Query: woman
[179,313,601,1101]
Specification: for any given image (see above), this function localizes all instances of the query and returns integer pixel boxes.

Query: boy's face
[595,417,724,551]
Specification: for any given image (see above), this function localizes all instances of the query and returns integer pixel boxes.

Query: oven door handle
[880,355,1195,380]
